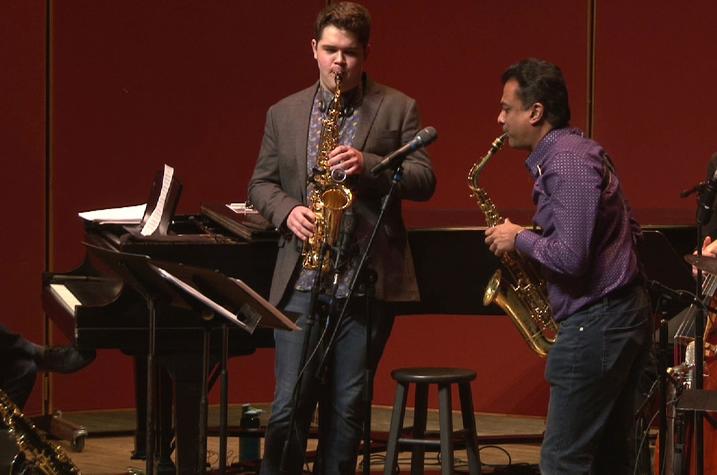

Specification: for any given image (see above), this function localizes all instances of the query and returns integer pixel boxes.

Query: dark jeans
[540,285,651,475]
[260,291,394,475]
[0,324,38,409]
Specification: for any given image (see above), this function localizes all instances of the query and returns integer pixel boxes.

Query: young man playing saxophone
[484,58,650,474]
[248,3,435,473]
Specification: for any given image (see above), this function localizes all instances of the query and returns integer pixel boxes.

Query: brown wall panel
[0,0,46,414]
[594,0,717,215]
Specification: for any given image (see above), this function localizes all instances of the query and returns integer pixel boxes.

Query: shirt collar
[525,127,583,177]
[317,76,365,114]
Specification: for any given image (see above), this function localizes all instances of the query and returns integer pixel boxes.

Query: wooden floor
[51,405,543,474]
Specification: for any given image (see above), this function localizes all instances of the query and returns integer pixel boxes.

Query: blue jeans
[540,285,651,475]
[260,291,394,475]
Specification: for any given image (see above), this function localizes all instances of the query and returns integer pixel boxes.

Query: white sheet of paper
[78,203,147,224]
[140,164,174,236]
[227,202,259,214]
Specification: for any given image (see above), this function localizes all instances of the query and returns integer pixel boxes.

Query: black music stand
[639,230,695,296]
[150,259,299,473]
[636,230,697,475]
[84,242,297,474]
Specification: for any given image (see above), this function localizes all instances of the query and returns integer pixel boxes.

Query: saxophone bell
[484,270,556,358]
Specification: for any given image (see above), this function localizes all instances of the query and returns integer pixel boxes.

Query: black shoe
[36,346,96,373]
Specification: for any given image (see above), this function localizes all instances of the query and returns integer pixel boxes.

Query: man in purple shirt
[485,59,651,474]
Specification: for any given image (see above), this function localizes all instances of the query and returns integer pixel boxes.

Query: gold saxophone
[0,388,81,474]
[302,72,354,273]
[468,134,558,357]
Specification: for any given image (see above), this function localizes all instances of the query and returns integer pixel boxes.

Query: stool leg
[410,383,429,475]
[438,383,454,475]
[384,382,408,475]
[458,382,481,475]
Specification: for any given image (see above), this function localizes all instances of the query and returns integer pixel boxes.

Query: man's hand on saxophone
[327,144,365,176]
[287,206,316,242]
[485,218,524,257]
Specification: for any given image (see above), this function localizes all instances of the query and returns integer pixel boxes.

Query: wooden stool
[383,367,480,475]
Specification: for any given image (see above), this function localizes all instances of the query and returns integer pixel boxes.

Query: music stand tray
[151,259,298,332]
[639,230,694,293]
[677,389,717,413]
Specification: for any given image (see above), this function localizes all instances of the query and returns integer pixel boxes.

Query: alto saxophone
[0,388,81,474]
[468,134,558,357]
[302,72,354,273]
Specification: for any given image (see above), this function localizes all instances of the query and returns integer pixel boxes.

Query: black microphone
[697,154,717,224]
[370,126,437,176]
[680,180,706,198]
[337,209,355,255]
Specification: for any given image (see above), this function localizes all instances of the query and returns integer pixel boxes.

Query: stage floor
[55,404,544,474]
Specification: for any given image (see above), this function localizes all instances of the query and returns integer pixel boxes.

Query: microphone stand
[691,180,715,475]
[315,164,406,474]
[280,222,353,474]
[658,318,668,475]
[311,222,354,475]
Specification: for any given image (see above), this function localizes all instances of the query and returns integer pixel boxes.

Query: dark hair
[501,58,571,128]
[315,2,371,49]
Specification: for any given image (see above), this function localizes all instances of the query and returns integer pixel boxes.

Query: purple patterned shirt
[514,128,641,321]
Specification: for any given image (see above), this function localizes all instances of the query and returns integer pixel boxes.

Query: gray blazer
[248,78,436,305]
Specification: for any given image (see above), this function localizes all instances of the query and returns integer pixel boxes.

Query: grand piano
[43,204,282,474]
[42,201,697,474]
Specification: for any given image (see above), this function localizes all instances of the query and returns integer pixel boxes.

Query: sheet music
[78,203,146,224]
[140,164,174,236]
[226,202,259,214]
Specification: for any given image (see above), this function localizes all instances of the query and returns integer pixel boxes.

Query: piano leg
[162,353,206,475]
[132,357,146,460]
[132,357,176,474]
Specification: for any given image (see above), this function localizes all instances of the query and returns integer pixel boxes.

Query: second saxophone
[468,134,558,357]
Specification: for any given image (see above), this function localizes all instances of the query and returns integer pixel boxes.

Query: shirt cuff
[515,230,539,257]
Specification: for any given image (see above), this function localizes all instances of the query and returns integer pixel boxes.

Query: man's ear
[529,102,545,125]
[311,39,318,60]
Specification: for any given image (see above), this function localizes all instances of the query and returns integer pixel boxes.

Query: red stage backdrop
[0,0,47,414]
[2,0,715,417]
